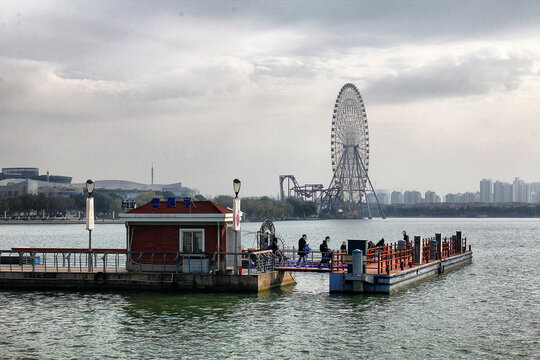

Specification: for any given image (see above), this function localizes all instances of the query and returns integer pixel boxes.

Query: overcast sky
[1,0,539,198]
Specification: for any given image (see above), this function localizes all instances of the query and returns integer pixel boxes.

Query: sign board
[86,197,95,231]
[233,197,241,231]
[167,197,176,208]
[183,197,192,208]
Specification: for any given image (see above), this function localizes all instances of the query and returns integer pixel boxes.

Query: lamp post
[86,179,95,272]
[232,179,241,275]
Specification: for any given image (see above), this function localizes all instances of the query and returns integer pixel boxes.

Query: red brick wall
[130,224,222,254]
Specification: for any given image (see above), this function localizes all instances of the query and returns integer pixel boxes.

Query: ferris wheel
[323,83,384,218]
[331,83,370,180]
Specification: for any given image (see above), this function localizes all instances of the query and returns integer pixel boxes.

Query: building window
[180,229,205,253]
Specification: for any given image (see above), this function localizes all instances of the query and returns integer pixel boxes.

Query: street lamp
[85,179,95,272]
[86,179,95,197]
[232,179,241,275]
[233,178,241,198]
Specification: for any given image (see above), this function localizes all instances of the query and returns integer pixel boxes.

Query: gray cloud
[364,52,537,103]
[1,1,540,196]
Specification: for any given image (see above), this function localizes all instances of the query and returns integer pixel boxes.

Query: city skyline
[382,176,540,205]
[2,163,540,203]
[1,1,540,197]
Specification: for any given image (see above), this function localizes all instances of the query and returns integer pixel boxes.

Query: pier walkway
[275,233,470,276]
[0,248,295,292]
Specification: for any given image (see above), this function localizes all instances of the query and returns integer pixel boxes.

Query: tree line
[213,195,318,221]
[5,191,539,220]
[0,192,318,221]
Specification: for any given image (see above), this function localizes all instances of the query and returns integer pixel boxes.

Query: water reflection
[121,292,257,319]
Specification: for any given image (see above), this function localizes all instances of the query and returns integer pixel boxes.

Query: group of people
[296,234,347,268]
[271,231,411,267]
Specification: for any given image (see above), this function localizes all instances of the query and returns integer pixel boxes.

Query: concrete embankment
[0,270,296,293]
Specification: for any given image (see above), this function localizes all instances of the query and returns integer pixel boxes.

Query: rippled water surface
[0,219,539,359]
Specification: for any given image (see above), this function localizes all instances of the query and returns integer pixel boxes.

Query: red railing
[362,234,469,274]
[330,251,347,272]
[366,243,413,274]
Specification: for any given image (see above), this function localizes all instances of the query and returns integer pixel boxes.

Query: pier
[0,248,295,292]
[329,232,473,294]
[0,232,472,294]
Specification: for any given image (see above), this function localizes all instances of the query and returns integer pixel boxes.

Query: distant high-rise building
[376,191,388,205]
[425,191,440,203]
[404,190,422,204]
[391,191,404,204]
[513,177,528,203]
[493,181,513,203]
[530,182,540,203]
[463,192,477,203]
[444,192,476,203]
[479,179,492,203]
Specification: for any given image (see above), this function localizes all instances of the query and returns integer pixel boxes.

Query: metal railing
[0,248,127,274]
[244,250,278,274]
[364,234,470,274]
[0,248,276,275]
[273,247,344,270]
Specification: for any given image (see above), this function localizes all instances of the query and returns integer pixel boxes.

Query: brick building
[121,199,241,273]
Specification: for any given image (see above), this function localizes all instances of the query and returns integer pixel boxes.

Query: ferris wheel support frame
[321,145,385,218]
[356,146,386,219]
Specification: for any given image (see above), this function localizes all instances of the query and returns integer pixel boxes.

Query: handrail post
[163,253,167,273]
[174,253,180,274]
[436,233,442,260]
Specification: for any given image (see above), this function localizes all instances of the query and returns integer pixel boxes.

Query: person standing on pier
[318,236,331,268]
[270,237,279,254]
[297,234,308,267]
[403,231,410,244]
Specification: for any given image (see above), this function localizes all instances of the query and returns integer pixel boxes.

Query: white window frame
[180,229,205,253]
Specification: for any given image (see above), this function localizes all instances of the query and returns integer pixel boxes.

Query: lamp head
[86,179,95,196]
[233,178,241,198]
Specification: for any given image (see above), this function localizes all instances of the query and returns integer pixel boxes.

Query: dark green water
[0,219,538,359]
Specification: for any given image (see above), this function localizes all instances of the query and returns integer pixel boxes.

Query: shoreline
[0,219,124,225]
[1,216,539,225]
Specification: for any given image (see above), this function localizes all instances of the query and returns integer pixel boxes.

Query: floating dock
[329,232,472,294]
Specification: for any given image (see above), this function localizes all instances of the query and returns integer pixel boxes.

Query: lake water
[0,218,538,359]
